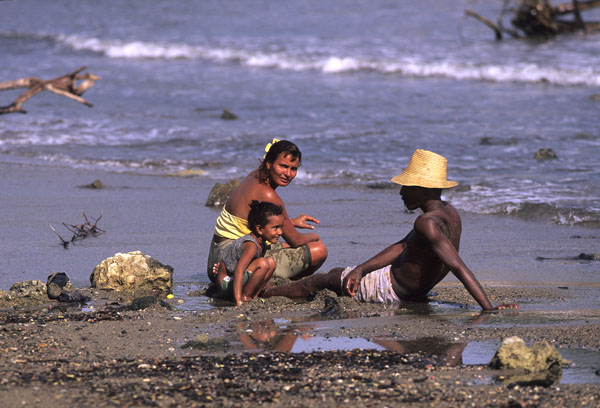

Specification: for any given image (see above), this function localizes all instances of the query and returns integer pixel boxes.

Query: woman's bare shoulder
[227,172,285,215]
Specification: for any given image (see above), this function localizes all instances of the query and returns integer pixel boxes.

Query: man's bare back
[390,201,462,298]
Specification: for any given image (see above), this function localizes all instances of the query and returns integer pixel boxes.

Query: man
[262,149,518,311]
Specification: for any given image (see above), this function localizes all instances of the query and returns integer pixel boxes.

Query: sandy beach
[1,162,599,407]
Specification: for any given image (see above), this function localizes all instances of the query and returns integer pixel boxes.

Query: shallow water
[1,0,600,225]
[229,318,600,384]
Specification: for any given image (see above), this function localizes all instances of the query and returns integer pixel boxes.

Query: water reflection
[235,319,466,366]
[236,320,314,352]
[372,337,467,367]
[233,319,600,384]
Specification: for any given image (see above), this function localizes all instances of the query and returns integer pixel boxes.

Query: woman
[207,139,328,283]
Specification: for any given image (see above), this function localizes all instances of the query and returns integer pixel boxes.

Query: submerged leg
[262,268,344,299]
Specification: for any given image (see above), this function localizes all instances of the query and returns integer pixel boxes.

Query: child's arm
[233,241,260,306]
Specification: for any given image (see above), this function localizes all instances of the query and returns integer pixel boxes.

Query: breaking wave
[484,202,600,226]
[7,31,597,87]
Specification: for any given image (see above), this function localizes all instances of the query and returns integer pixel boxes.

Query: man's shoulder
[412,213,448,239]
[413,213,440,227]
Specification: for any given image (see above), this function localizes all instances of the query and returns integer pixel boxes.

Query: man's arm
[416,217,518,311]
[342,237,408,296]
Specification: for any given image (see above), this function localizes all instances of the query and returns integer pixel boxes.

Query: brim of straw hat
[390,173,458,188]
[390,149,458,189]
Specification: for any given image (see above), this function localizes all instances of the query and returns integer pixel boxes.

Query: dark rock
[577,253,600,260]
[205,179,241,208]
[320,296,341,317]
[366,182,396,190]
[452,184,471,193]
[80,179,104,189]
[127,296,174,311]
[575,132,595,140]
[479,137,519,146]
[47,272,70,299]
[590,93,600,101]
[220,109,238,120]
[46,273,90,303]
[9,280,46,297]
[58,291,90,303]
[533,148,557,160]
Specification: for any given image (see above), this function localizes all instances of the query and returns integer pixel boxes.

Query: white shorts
[340,265,400,304]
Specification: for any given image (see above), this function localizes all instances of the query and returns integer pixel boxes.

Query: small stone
[80,179,104,189]
[181,333,230,350]
[220,109,238,120]
[127,296,174,311]
[533,148,557,160]
[577,253,600,261]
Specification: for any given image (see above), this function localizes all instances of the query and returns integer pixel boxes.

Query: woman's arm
[257,187,321,247]
[291,214,320,229]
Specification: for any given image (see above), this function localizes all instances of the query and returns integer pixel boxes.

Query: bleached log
[0,66,100,114]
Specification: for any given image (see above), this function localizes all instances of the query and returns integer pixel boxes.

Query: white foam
[53,34,600,87]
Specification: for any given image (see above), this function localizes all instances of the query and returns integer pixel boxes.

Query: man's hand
[342,268,362,296]
[292,214,320,229]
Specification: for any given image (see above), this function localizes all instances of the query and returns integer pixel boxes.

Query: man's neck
[420,199,443,213]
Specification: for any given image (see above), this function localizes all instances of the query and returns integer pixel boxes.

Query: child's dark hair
[258,140,302,184]
[248,200,283,233]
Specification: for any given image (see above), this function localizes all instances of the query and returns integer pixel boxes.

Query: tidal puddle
[232,318,600,384]
[171,282,214,311]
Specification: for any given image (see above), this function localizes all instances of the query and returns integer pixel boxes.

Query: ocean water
[1,0,599,226]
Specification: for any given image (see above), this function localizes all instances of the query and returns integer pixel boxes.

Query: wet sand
[1,284,599,407]
[1,162,599,406]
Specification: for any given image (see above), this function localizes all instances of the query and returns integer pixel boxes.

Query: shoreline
[1,161,599,406]
[1,159,598,287]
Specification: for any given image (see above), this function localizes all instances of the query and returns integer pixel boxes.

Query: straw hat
[391,149,458,188]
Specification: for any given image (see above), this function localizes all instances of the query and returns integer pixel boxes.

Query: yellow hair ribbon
[263,138,280,159]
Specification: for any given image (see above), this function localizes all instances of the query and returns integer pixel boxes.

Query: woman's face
[266,152,299,188]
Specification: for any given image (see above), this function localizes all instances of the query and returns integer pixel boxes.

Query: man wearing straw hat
[263,149,518,311]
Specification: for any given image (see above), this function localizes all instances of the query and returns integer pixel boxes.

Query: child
[214,200,284,306]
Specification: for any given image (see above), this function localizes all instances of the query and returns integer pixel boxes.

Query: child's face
[258,214,284,242]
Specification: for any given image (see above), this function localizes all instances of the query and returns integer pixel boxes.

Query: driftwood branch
[50,211,105,249]
[0,66,100,114]
[465,10,504,40]
[465,0,600,39]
